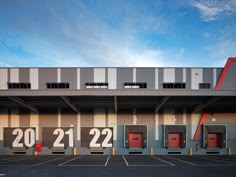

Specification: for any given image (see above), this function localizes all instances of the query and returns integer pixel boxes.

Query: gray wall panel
[158,68,163,89]
[61,68,77,89]
[203,68,213,88]
[38,69,57,89]
[117,68,132,89]
[175,68,183,83]
[19,69,30,83]
[216,68,223,87]
[136,68,155,89]
[186,68,191,89]
[221,63,236,89]
[80,68,94,89]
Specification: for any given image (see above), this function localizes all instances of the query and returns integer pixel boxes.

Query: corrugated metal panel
[0,109,8,140]
[203,68,213,88]
[19,113,30,127]
[221,62,236,89]
[10,68,19,82]
[39,114,57,141]
[163,68,175,82]
[213,68,217,88]
[61,112,77,139]
[30,112,39,140]
[133,68,136,82]
[80,111,94,127]
[57,68,61,82]
[158,68,163,89]
[94,68,105,82]
[108,109,117,140]
[164,108,175,125]
[1,89,236,96]
[175,68,183,83]
[0,68,8,89]
[136,68,155,89]
[136,113,155,144]
[38,69,57,89]
[183,68,186,83]
[77,68,80,89]
[191,68,202,89]
[80,68,93,89]
[108,68,117,89]
[10,109,19,127]
[155,68,158,89]
[216,68,223,84]
[94,108,106,127]
[117,68,132,89]
[186,68,191,89]
[61,68,77,89]
[19,68,30,83]
[30,68,38,90]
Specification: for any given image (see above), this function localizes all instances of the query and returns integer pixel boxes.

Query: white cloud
[205,39,236,66]
[191,0,236,21]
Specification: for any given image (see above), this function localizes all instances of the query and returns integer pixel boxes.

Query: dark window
[8,83,31,89]
[47,83,69,89]
[85,82,108,88]
[199,83,211,89]
[124,82,147,89]
[163,83,186,89]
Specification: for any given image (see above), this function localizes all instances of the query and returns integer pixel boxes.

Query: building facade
[0,57,236,155]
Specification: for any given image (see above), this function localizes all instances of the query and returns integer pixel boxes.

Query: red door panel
[129,133,143,147]
[168,133,182,147]
[208,133,220,147]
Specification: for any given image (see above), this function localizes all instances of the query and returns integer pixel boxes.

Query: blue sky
[0,0,235,67]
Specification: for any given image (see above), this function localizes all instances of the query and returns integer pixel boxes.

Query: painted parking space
[123,155,175,166]
[58,155,110,166]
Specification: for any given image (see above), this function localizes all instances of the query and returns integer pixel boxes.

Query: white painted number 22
[89,128,112,147]
[12,128,35,148]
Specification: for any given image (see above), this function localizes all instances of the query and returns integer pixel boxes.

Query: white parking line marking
[0,174,6,176]
[165,156,197,166]
[194,156,236,165]
[105,155,110,166]
[122,155,129,166]
[58,156,83,166]
[151,156,176,166]
[0,156,35,164]
[32,156,68,166]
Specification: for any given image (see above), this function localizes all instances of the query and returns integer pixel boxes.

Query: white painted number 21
[89,128,112,147]
[53,128,74,147]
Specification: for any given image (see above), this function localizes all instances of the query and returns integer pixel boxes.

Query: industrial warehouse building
[0,57,236,155]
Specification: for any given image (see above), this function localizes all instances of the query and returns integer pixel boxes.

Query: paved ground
[0,155,236,177]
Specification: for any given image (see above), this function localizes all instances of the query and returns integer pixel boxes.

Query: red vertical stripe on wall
[215,57,236,90]
[193,113,208,141]
[193,57,236,140]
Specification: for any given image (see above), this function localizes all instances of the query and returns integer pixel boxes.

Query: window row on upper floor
[6,82,212,89]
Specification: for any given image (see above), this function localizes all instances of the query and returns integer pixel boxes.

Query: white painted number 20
[89,128,112,147]
[12,128,35,148]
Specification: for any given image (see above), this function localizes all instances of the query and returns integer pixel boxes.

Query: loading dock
[168,133,182,148]
[203,125,226,149]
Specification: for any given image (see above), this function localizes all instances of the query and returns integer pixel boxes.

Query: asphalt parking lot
[0,155,236,177]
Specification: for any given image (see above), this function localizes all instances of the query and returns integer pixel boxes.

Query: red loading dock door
[208,133,220,147]
[168,133,182,148]
[129,133,143,147]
